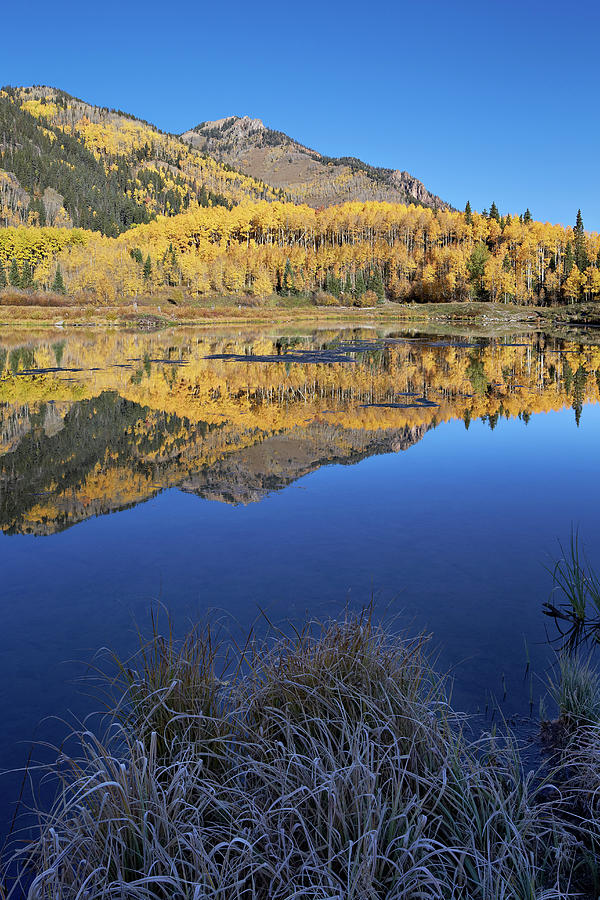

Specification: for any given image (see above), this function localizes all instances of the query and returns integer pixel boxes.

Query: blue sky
[3,0,599,229]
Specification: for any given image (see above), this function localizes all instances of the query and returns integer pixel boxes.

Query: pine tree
[282,258,295,295]
[20,262,34,289]
[143,254,152,280]
[51,264,66,294]
[565,241,574,276]
[523,208,532,224]
[489,201,500,221]
[464,201,472,225]
[355,270,366,297]
[0,262,6,289]
[573,209,589,271]
[9,259,20,287]
[370,268,385,301]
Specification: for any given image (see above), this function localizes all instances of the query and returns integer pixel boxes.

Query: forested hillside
[1,85,599,308]
[183,116,448,209]
[0,86,281,235]
[1,199,598,306]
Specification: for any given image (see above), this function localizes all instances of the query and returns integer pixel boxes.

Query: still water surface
[1,324,600,835]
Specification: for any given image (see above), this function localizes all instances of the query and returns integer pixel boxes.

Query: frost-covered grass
[3,613,599,899]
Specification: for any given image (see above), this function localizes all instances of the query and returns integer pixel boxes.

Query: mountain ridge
[182,114,449,210]
[0,85,449,235]
[0,85,281,233]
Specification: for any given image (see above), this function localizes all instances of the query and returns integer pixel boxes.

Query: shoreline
[0,298,598,332]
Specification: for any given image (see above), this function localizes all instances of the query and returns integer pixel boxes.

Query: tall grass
[548,654,600,727]
[543,529,600,653]
[3,612,585,899]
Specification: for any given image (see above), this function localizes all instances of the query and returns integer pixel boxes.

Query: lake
[1,322,600,839]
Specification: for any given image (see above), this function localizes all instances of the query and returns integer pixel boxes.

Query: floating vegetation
[360,397,440,409]
[204,349,356,364]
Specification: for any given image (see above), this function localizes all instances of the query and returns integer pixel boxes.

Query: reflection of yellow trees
[2,330,600,430]
[1,329,599,532]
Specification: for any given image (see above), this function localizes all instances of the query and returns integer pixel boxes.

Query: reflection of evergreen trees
[0,392,216,533]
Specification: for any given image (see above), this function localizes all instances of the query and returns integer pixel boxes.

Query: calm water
[1,323,600,837]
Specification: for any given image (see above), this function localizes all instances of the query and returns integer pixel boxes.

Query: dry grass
[2,613,595,898]
[0,289,78,308]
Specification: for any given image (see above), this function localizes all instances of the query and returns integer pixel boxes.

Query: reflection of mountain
[182,423,429,505]
[1,328,599,535]
[0,392,427,534]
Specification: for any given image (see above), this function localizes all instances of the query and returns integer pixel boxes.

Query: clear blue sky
[3,0,599,229]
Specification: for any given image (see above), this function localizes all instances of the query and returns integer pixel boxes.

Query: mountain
[0,86,281,235]
[0,85,448,237]
[182,115,448,209]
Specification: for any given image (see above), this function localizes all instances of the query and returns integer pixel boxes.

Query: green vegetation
[0,89,152,234]
[543,529,600,653]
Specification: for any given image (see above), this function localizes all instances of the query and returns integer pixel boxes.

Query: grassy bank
[1,288,591,331]
[3,610,600,899]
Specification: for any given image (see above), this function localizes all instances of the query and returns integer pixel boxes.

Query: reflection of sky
[1,402,600,833]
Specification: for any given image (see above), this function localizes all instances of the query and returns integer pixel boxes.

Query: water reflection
[1,327,599,535]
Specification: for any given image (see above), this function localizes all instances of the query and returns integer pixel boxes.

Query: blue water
[1,331,600,843]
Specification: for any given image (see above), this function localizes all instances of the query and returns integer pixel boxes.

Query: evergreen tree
[51,264,66,295]
[355,270,366,297]
[596,248,600,269]
[368,268,385,301]
[143,254,152,280]
[282,258,295,295]
[523,208,532,224]
[565,241,574,276]
[0,263,6,289]
[505,213,512,225]
[573,209,589,271]
[464,200,472,225]
[8,259,20,288]
[325,270,340,298]
[489,201,500,221]
[20,262,34,289]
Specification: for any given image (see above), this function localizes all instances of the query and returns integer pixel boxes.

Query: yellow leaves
[564,266,586,302]
[585,266,600,298]
[20,99,58,120]
[0,226,89,268]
